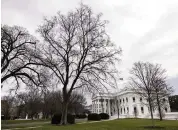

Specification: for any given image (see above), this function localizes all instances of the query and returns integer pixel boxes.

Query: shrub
[99,113,109,119]
[1,116,10,120]
[1,116,5,120]
[75,114,87,119]
[51,114,75,124]
[88,113,101,121]
[67,114,75,124]
[51,114,61,124]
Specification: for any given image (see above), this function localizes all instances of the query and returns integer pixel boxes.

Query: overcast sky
[1,0,178,103]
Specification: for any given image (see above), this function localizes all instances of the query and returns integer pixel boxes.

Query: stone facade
[92,89,171,119]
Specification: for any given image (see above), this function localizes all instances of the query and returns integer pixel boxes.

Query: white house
[92,88,171,119]
[85,105,92,113]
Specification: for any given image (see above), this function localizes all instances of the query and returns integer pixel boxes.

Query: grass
[1,124,48,129]
[37,119,178,130]
[1,119,50,124]
[2,119,178,130]
[1,119,50,129]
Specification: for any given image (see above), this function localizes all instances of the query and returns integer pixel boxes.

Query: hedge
[99,113,109,119]
[75,114,87,119]
[88,113,101,121]
[1,116,11,120]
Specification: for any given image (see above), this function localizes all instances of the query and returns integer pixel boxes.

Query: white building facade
[92,89,171,119]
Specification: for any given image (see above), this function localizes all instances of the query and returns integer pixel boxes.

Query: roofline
[92,90,135,100]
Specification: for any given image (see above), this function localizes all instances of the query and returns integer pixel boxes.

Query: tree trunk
[156,94,162,121]
[60,101,68,125]
[148,97,155,127]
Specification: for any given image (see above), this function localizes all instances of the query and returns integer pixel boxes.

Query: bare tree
[150,64,173,121]
[42,90,87,118]
[1,96,14,120]
[42,91,59,119]
[1,25,46,89]
[68,91,87,114]
[129,62,156,127]
[37,4,121,125]
[17,90,42,120]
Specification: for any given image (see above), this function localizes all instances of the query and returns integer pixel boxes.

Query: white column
[96,100,97,113]
[98,99,99,114]
[106,99,108,114]
[94,100,96,113]
[93,100,94,113]
[108,99,111,116]
[104,99,106,113]
[114,99,117,115]
[95,100,97,113]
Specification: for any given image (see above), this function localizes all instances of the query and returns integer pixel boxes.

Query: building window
[124,108,125,114]
[141,107,144,114]
[123,98,125,103]
[120,99,122,104]
[140,97,142,102]
[134,107,137,116]
[148,107,154,113]
[127,107,129,113]
[121,108,122,114]
[165,108,167,112]
[133,97,135,102]
[126,97,128,102]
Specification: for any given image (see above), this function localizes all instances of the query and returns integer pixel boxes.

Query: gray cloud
[1,0,178,101]
[137,7,178,46]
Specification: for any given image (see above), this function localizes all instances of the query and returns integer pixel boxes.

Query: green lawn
[1,119,50,129]
[1,119,50,124]
[4,119,177,130]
